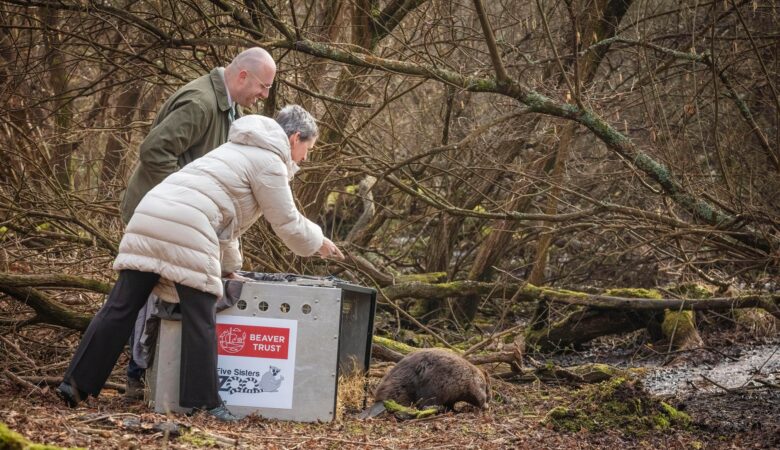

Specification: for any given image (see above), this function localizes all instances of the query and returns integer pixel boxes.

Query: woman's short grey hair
[275,105,318,141]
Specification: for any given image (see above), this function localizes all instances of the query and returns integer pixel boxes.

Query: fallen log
[371,335,523,370]
[371,343,404,362]
[382,281,780,319]
[543,292,780,318]
[525,308,656,352]
[0,272,111,294]
[2,273,778,332]
[0,285,92,331]
[525,287,711,352]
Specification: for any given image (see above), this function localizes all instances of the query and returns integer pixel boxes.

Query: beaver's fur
[372,348,490,411]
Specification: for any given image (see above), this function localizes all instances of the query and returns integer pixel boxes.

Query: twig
[75,427,112,437]
[4,369,46,394]
[0,334,38,367]
[247,435,388,447]
[473,0,508,82]
[536,0,582,108]
[377,293,454,350]
[466,351,516,366]
[18,375,125,393]
[700,375,733,393]
[754,379,780,390]
[200,430,237,446]
[463,323,525,357]
[281,79,372,108]
[702,346,739,362]
[78,412,139,425]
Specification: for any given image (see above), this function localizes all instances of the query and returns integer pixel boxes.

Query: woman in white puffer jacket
[58,106,343,421]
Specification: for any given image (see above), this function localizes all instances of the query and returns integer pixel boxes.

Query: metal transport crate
[147,274,376,422]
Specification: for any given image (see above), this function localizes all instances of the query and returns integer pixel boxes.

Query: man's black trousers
[63,269,222,409]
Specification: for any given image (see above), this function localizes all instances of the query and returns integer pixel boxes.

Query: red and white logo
[217,323,290,359]
[218,327,246,354]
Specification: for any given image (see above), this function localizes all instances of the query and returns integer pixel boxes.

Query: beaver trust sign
[216,315,298,409]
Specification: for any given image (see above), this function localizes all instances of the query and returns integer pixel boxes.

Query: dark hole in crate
[280,303,290,313]
[301,304,312,314]
[258,301,269,312]
[236,299,247,310]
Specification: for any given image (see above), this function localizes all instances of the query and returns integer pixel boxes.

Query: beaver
[360,348,490,418]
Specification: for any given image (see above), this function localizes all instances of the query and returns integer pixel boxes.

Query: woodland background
[0,0,778,448]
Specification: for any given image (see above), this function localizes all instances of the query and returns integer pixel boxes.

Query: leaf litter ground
[1,331,778,449]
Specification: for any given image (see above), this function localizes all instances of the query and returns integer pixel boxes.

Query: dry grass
[336,367,374,420]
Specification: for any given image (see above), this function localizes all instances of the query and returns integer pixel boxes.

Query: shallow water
[641,344,780,396]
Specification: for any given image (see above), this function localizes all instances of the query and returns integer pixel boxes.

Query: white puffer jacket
[113,115,324,300]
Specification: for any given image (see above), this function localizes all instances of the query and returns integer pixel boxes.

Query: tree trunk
[462,0,637,323]
[42,8,74,191]
[101,81,143,186]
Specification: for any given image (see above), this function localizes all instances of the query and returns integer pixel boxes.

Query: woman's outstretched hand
[318,237,345,260]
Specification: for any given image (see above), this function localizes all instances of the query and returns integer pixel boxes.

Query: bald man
[121,47,276,223]
[119,48,275,401]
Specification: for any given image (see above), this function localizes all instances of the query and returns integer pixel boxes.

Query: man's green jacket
[120,68,236,224]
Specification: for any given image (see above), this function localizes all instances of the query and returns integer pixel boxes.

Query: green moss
[0,422,82,450]
[395,272,447,284]
[542,378,692,434]
[658,286,703,348]
[179,431,217,447]
[326,191,340,207]
[407,300,428,319]
[383,400,439,420]
[659,402,691,427]
[467,77,497,91]
[568,363,626,383]
[542,406,588,432]
[524,284,589,299]
[653,415,671,429]
[372,335,416,355]
[345,422,364,435]
[605,288,662,299]
[733,308,778,337]
[661,311,697,339]
[668,283,712,299]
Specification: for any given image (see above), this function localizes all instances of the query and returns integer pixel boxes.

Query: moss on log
[604,288,662,300]
[395,272,447,284]
[372,335,417,356]
[382,280,779,320]
[383,400,440,420]
[567,363,629,383]
[371,343,404,362]
[0,285,92,331]
[0,272,111,294]
[541,378,691,433]
[734,308,778,337]
[0,421,82,450]
[662,285,705,351]
[661,311,703,350]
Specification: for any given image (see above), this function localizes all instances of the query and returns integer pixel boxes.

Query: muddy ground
[1,330,778,449]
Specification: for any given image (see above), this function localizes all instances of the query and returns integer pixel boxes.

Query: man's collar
[210,67,233,112]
